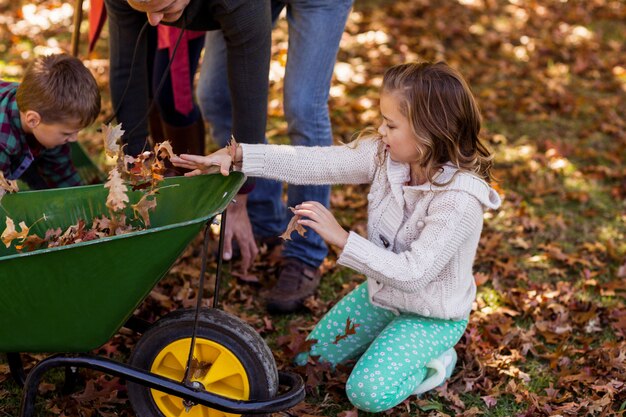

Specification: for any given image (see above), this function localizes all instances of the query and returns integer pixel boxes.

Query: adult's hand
[223,194,259,273]
[127,0,190,26]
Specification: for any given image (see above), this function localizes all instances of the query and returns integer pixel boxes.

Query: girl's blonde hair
[380,61,493,183]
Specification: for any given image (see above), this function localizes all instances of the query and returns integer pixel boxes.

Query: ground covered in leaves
[1,0,626,416]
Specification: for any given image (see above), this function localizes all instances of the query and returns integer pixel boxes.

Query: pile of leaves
[0,123,175,253]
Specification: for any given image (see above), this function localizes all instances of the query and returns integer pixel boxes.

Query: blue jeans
[197,0,353,268]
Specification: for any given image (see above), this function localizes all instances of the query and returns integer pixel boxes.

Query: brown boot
[266,257,321,314]
[162,118,206,156]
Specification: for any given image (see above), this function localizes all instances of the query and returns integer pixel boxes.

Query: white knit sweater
[241,139,501,320]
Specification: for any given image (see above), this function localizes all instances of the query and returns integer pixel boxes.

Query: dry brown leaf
[132,192,157,227]
[227,135,238,162]
[155,141,175,160]
[105,167,129,212]
[0,171,19,193]
[15,234,46,252]
[280,207,306,240]
[1,217,29,248]
[102,122,124,158]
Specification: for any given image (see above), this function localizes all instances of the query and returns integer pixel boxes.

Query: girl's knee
[345,372,407,413]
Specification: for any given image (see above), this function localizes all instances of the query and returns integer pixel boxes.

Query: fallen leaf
[333,317,360,345]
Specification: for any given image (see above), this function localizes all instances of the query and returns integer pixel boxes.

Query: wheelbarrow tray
[0,173,245,353]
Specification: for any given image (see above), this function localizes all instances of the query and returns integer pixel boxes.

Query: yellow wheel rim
[149,337,250,417]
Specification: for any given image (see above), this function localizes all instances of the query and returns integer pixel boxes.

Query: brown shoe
[266,258,321,314]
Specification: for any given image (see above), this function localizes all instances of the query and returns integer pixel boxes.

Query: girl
[172,62,501,412]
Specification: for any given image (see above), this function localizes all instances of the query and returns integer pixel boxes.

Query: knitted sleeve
[240,139,380,185]
[338,190,484,292]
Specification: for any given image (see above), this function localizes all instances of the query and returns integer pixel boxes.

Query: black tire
[127,308,278,417]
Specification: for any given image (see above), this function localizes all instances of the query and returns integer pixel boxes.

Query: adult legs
[279,0,354,268]
[104,0,152,156]
[197,22,285,239]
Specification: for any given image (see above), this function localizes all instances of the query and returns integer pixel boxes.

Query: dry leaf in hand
[105,167,129,212]
[0,171,19,193]
[132,192,158,227]
[1,217,30,248]
[102,123,125,158]
[280,207,306,241]
[227,135,238,162]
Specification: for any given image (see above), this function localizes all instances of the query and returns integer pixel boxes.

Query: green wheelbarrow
[0,172,304,417]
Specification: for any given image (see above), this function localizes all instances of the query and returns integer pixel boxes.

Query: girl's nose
[377,123,385,136]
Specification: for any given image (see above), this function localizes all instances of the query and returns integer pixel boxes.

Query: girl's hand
[170,148,232,176]
[294,201,349,249]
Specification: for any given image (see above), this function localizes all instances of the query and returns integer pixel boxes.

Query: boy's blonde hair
[16,54,101,127]
[382,62,493,183]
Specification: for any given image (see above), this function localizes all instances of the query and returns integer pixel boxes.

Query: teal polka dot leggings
[295,282,468,412]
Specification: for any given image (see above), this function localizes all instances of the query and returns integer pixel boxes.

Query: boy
[0,53,101,189]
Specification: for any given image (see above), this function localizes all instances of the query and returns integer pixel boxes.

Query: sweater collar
[386,158,502,210]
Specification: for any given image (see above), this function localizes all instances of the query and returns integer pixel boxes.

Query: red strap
[88,0,107,53]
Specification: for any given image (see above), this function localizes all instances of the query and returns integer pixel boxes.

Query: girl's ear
[23,110,41,129]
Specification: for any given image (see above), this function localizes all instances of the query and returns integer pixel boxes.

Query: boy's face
[33,120,82,149]
[21,110,82,149]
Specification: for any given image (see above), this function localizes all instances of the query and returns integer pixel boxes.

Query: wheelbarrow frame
[0,174,304,416]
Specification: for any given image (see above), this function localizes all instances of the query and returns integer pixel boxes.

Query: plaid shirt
[0,80,81,189]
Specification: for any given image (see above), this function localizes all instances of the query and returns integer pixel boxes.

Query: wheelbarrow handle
[20,354,305,416]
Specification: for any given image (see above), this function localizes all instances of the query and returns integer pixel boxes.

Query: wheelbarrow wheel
[127,308,278,417]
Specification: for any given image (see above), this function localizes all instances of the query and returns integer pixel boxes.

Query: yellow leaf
[1,217,29,248]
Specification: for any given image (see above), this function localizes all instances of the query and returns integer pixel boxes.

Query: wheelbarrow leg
[20,354,305,417]
[7,352,25,386]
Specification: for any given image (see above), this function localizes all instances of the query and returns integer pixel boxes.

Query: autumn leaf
[155,141,175,160]
[105,167,129,212]
[15,234,45,252]
[333,317,360,345]
[227,135,238,162]
[131,191,157,227]
[0,171,19,193]
[188,357,212,380]
[1,217,29,248]
[280,207,306,240]
[102,122,124,158]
